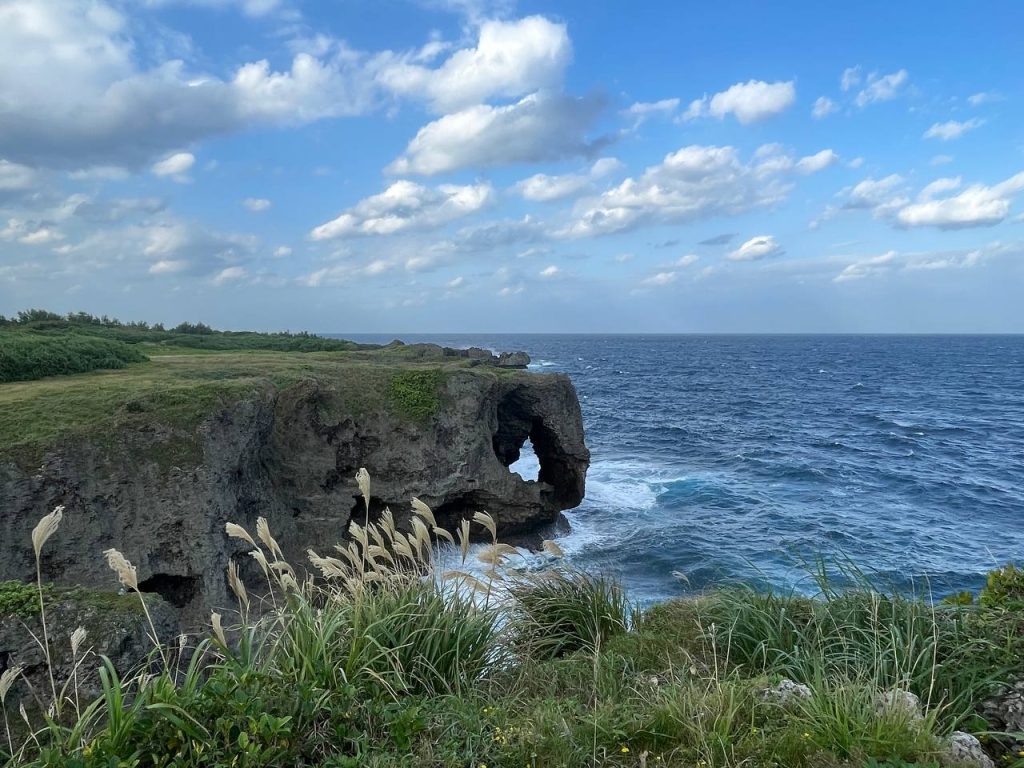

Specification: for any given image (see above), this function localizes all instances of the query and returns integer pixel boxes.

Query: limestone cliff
[0,366,589,625]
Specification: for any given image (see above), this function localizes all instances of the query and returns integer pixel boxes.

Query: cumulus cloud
[309,180,494,240]
[0,1,381,169]
[388,92,604,176]
[853,69,909,107]
[212,265,247,285]
[968,91,1002,106]
[834,250,896,282]
[272,245,292,257]
[795,149,840,174]
[149,258,189,274]
[0,159,39,191]
[641,271,677,286]
[840,66,861,92]
[844,174,907,211]
[515,157,622,202]
[151,152,195,181]
[728,235,782,262]
[812,96,837,119]
[923,118,984,141]
[561,145,796,238]
[539,265,560,278]
[896,172,1024,229]
[684,80,796,124]
[243,197,272,212]
[374,16,571,113]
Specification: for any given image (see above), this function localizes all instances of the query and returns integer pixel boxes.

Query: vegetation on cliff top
[3,476,1023,768]
[0,310,510,465]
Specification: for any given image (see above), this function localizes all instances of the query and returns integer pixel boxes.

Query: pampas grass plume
[103,548,138,591]
[32,505,64,558]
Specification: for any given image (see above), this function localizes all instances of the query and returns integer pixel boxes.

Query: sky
[1,0,1023,333]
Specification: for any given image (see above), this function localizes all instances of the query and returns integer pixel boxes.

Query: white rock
[875,689,924,722]
[762,678,812,705]
[942,731,994,768]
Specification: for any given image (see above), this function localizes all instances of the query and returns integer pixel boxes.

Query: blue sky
[1,0,1022,332]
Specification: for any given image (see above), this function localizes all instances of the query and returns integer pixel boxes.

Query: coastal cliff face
[0,368,589,624]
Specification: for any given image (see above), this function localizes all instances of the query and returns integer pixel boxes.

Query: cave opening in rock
[138,573,199,609]
[508,437,541,481]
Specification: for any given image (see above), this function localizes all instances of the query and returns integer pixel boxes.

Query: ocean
[345,334,1024,604]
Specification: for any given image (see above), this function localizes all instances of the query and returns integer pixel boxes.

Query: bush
[508,570,630,659]
[0,334,147,382]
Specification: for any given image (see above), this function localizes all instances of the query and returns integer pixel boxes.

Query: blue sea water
[345,334,1024,604]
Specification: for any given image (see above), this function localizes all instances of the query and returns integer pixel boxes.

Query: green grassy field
[0,347,488,467]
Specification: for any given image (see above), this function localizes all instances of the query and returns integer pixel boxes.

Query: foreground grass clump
[3,484,1023,767]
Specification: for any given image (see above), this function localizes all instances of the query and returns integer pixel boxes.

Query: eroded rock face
[0,369,589,627]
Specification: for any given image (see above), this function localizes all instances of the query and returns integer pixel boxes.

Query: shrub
[0,334,147,382]
[508,570,630,659]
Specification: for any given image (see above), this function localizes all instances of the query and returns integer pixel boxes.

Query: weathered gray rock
[761,678,813,705]
[875,689,924,723]
[0,586,177,708]
[0,369,589,628]
[942,731,995,768]
[497,351,531,369]
[982,679,1024,738]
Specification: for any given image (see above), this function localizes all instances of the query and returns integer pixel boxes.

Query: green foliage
[386,369,446,422]
[980,563,1024,610]
[0,580,38,618]
[0,334,147,383]
[508,570,630,658]
[6,498,1023,768]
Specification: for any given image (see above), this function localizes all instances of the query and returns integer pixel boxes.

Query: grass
[0,350,468,468]
[3,473,1024,768]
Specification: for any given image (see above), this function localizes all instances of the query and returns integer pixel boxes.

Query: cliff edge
[0,351,589,624]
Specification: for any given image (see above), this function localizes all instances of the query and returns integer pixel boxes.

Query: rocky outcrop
[0,367,589,627]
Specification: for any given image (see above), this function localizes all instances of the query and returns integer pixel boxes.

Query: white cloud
[845,174,907,210]
[854,69,909,107]
[272,246,292,258]
[930,154,954,166]
[0,159,38,190]
[812,96,837,119]
[373,16,571,113]
[388,92,603,175]
[446,275,465,289]
[968,91,1002,106]
[539,265,560,278]
[923,118,984,141]
[641,271,677,286]
[834,250,896,282]
[213,265,247,285]
[561,145,795,238]
[515,157,621,202]
[728,235,781,262]
[19,227,64,245]
[896,171,1024,229]
[151,152,195,181]
[309,180,494,240]
[840,66,861,92]
[149,258,189,274]
[625,98,679,126]
[243,197,271,212]
[795,149,839,174]
[684,80,796,124]
[847,157,865,169]
[0,1,376,168]
[917,177,962,200]
[675,254,699,267]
